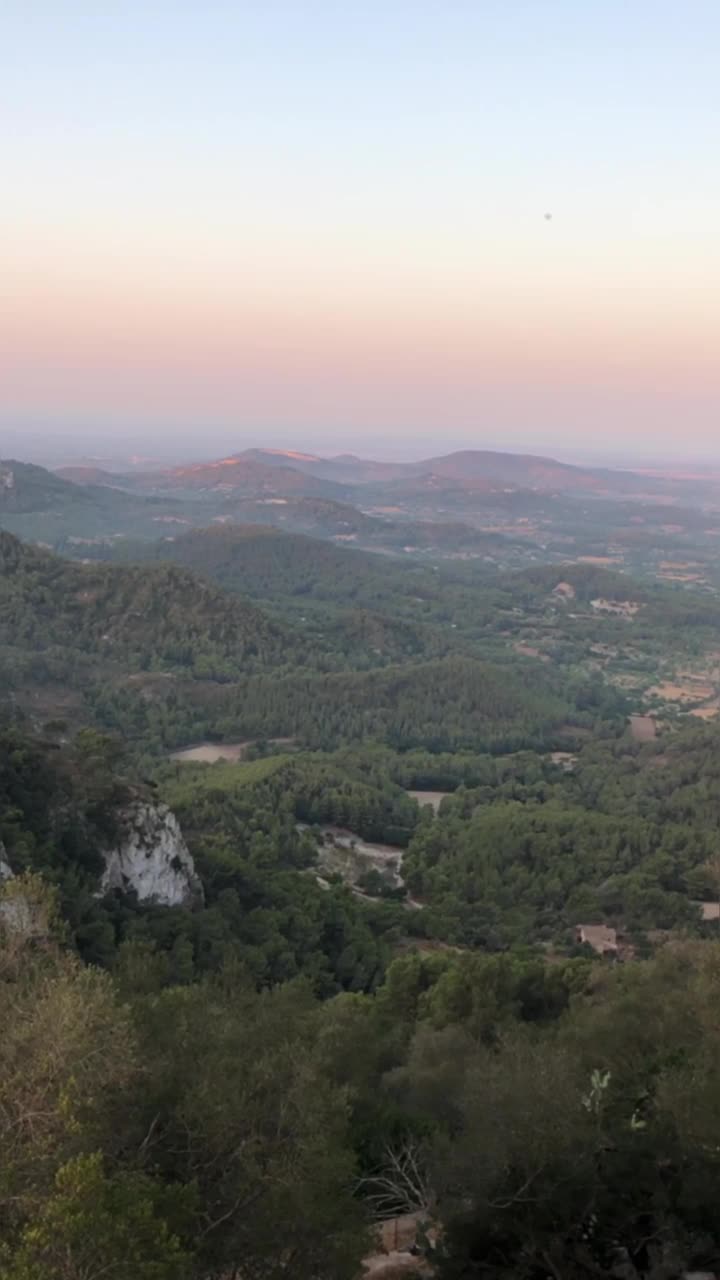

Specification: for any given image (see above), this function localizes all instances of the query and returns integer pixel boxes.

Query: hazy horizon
[4,422,720,475]
[3,2,720,457]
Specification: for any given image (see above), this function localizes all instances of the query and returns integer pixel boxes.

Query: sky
[2,1,720,462]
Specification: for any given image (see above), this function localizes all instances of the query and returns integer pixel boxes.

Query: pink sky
[3,2,720,457]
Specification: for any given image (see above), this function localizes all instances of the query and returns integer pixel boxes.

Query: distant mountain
[126,455,349,499]
[235,446,683,498]
[213,495,505,554]
[416,450,670,495]
[1,459,94,512]
[421,450,591,486]
[238,449,415,485]
[55,465,128,487]
[0,457,525,556]
[0,459,204,544]
[239,448,323,465]
[54,446,690,507]
[234,495,378,537]
[5,447,701,564]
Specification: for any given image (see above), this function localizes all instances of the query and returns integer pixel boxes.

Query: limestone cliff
[0,841,12,881]
[100,802,203,907]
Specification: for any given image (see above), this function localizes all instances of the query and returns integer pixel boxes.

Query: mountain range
[3,445,718,580]
[55,445,692,498]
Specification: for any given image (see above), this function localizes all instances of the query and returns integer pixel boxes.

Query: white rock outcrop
[0,841,13,881]
[100,803,203,907]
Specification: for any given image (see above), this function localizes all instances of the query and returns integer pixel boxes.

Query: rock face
[100,803,203,907]
[0,841,13,881]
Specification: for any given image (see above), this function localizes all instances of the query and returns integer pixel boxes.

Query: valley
[7,446,720,586]
[9,7,720,1272]
[5,445,720,947]
[5,443,720,1279]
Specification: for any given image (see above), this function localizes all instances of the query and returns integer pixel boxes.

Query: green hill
[215,495,510,554]
[0,459,212,543]
[197,653,580,752]
[0,459,90,512]
[0,530,295,678]
[59,524,460,663]
[104,523,434,604]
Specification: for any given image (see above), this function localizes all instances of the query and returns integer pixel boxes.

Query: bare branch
[356,1140,433,1221]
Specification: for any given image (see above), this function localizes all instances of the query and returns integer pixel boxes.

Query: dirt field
[591,598,641,618]
[407,790,452,813]
[629,714,657,741]
[647,680,716,704]
[513,643,551,661]
[577,555,623,566]
[659,561,701,570]
[549,751,578,770]
[170,737,295,763]
[688,700,720,720]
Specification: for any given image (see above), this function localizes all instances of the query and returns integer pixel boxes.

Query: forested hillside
[1,530,631,755]
[0,530,306,697]
[5,499,720,1278]
[0,459,214,541]
[75,523,720,654]
[193,655,585,751]
[7,450,720,597]
[87,523,438,608]
[6,717,720,1276]
[84,650,619,757]
[9,0,720,1263]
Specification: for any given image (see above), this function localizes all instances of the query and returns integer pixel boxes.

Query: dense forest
[0,530,633,756]
[5,495,720,1278]
[0,531,300,677]
[66,525,720,688]
[7,831,720,1277]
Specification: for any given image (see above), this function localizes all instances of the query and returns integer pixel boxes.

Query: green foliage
[0,530,295,680]
[136,980,367,1278]
[0,921,367,1280]
[402,728,720,946]
[8,717,720,1275]
[0,724,398,993]
[8,492,720,1280]
[0,724,128,877]
[9,427,720,1280]
[0,1154,190,1280]
[200,654,577,752]
[1,530,628,757]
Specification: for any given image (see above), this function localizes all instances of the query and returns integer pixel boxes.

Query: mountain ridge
[100,445,688,498]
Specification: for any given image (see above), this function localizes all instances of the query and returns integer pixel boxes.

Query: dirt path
[170,737,295,763]
[299,824,423,909]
